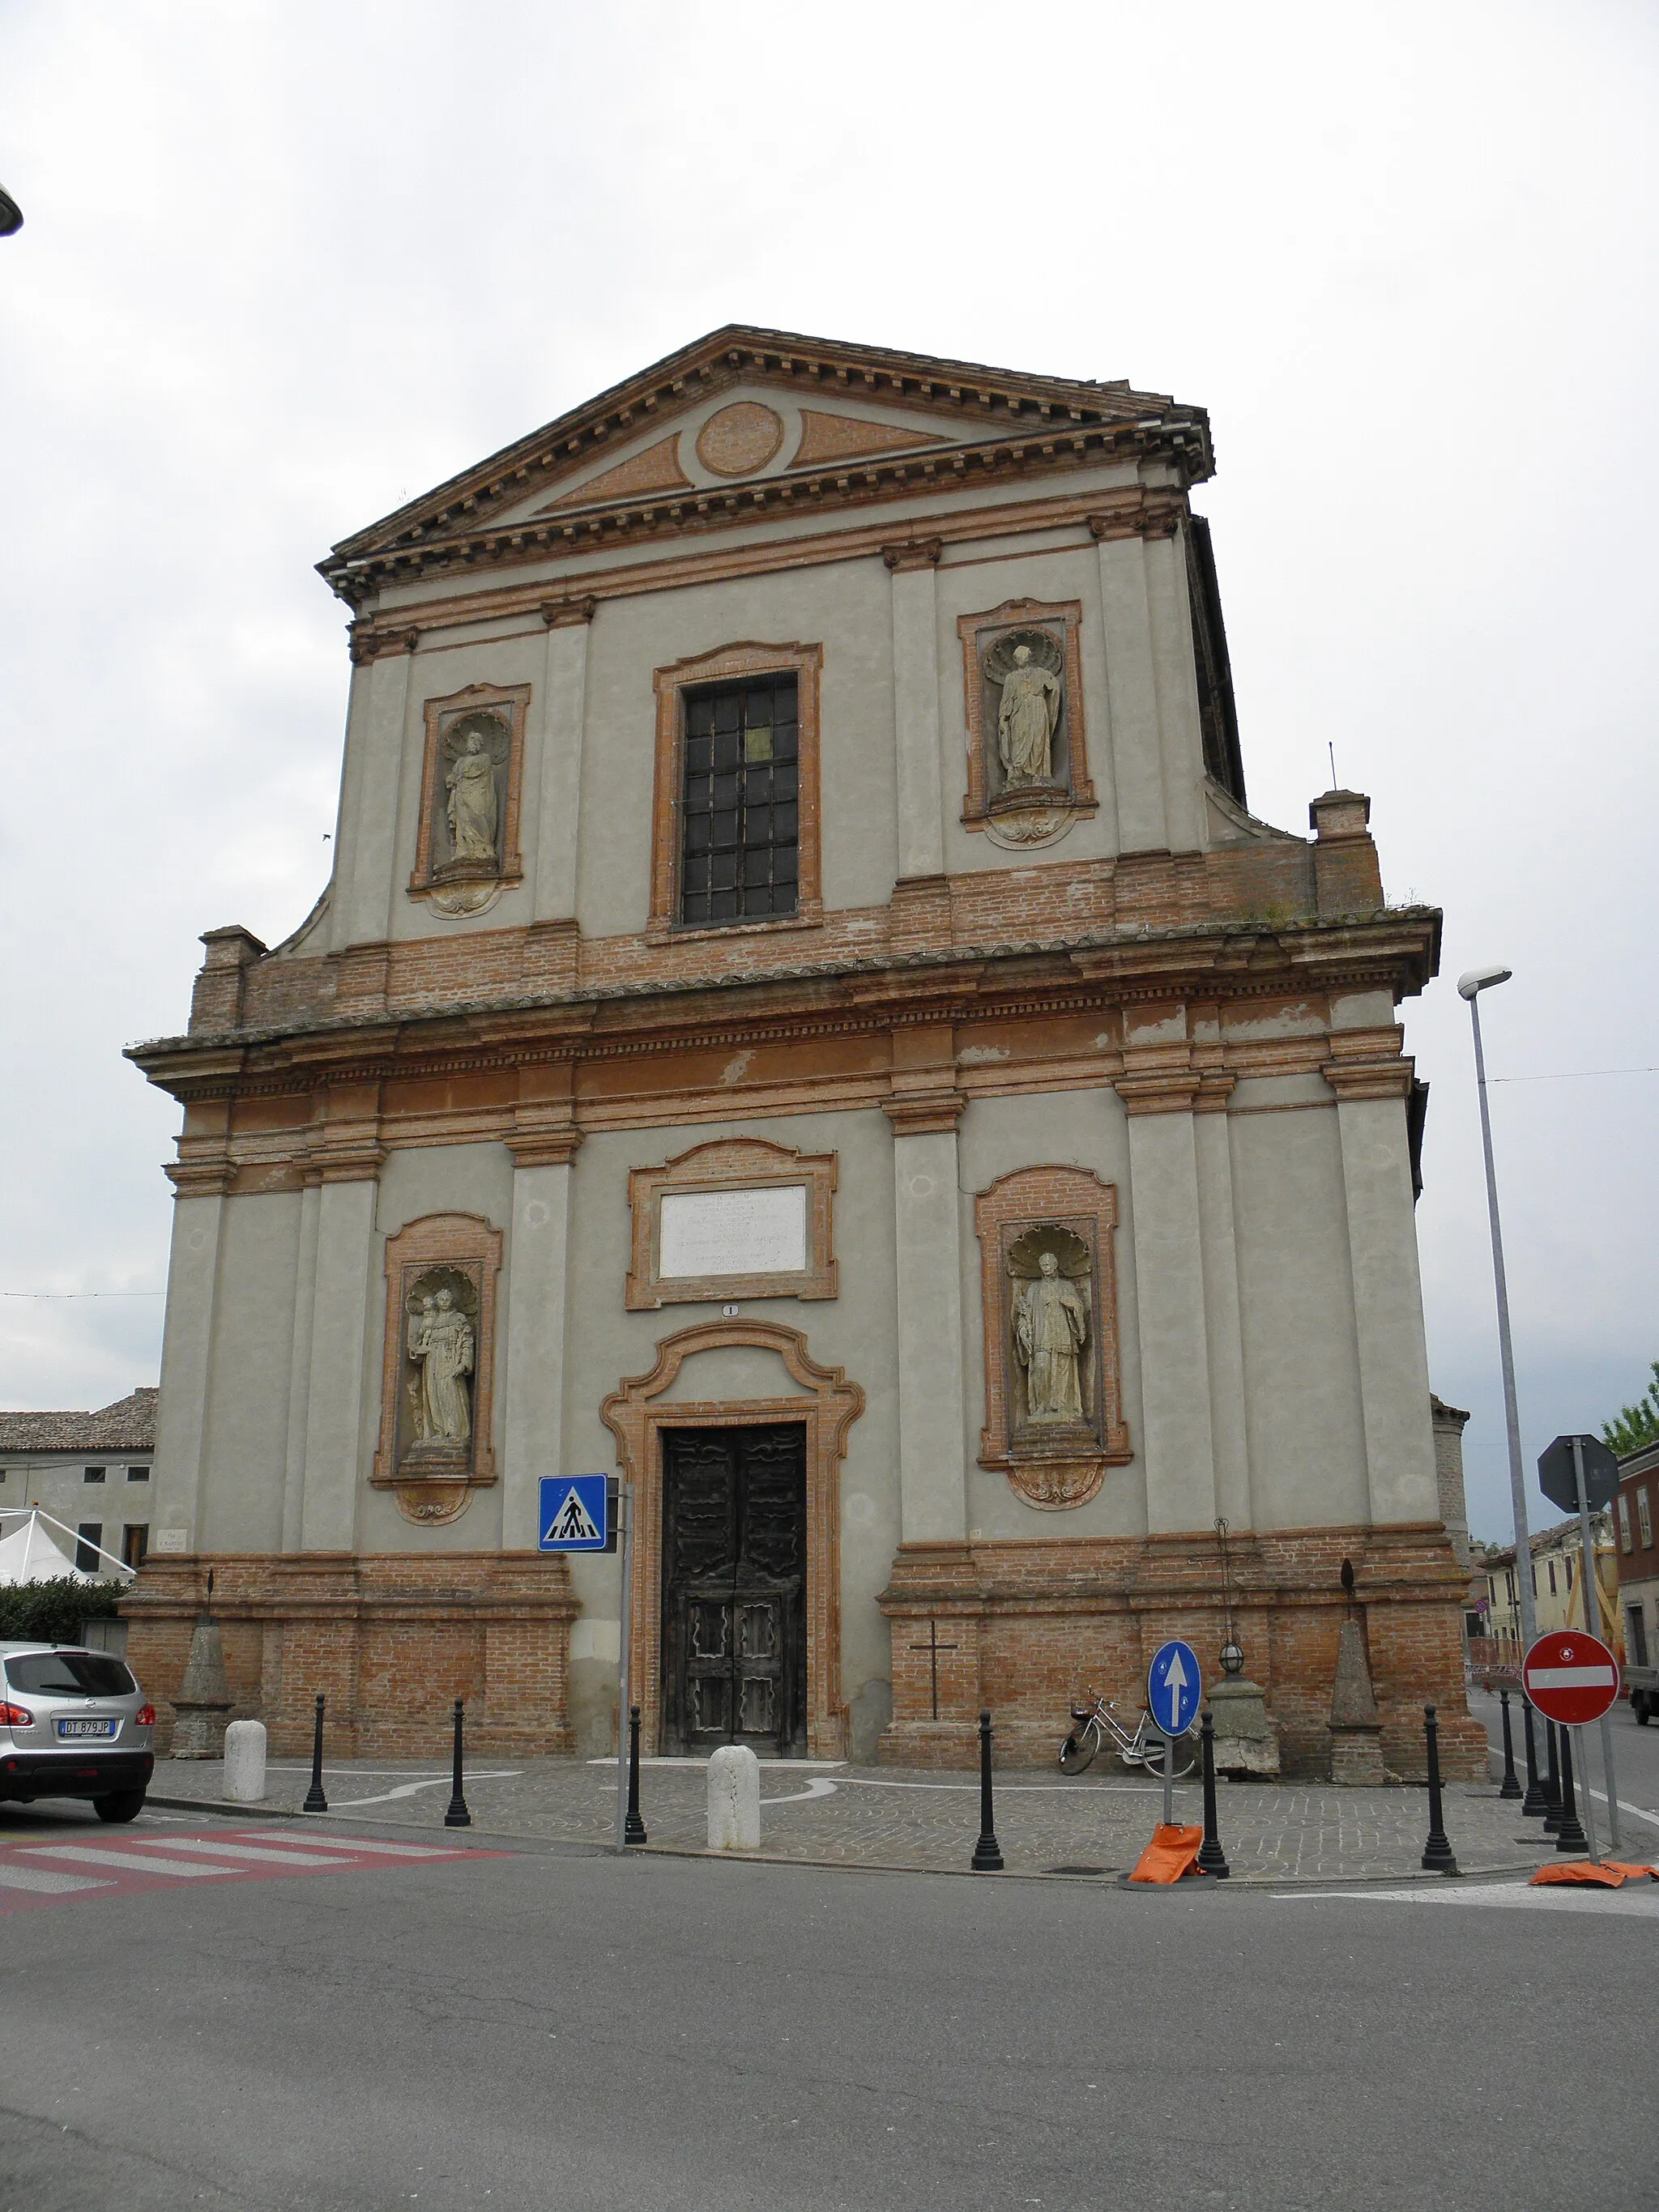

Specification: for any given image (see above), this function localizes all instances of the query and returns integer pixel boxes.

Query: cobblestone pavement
[143,1744,1565,1884]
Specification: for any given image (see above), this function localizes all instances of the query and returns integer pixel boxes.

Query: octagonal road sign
[1521,1630,1620,1726]
[1537,1433,1619,1516]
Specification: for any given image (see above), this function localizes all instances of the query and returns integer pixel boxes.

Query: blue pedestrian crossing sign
[539,1475,609,1552]
[1146,1639,1201,1737]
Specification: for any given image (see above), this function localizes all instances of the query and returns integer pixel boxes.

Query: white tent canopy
[0,1508,134,1587]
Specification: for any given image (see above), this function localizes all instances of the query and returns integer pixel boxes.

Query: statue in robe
[1014,1251,1089,1423]
[996,643,1061,787]
[408,1286,474,1445]
[445,731,499,864]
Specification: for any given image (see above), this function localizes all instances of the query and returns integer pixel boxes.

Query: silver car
[0,1642,156,1822]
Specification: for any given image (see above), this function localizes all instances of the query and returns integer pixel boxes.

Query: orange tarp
[1128,1823,1205,1884]
[1529,1860,1657,1887]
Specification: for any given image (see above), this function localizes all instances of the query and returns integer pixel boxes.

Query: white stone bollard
[222,1719,268,1804]
[706,1744,761,1851]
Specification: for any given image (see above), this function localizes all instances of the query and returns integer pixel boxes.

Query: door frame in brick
[600,1319,863,1758]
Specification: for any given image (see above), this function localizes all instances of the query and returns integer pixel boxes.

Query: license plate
[56,1718,117,1739]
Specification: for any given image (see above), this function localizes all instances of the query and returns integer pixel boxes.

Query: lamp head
[1457,965,1512,1001]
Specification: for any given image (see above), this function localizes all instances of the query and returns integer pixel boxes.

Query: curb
[139,1795,1551,1888]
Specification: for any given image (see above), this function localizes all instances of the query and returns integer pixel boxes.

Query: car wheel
[93,1791,147,1824]
[1636,1695,1652,1726]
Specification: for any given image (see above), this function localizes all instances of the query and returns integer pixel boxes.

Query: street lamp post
[1459,965,1547,1817]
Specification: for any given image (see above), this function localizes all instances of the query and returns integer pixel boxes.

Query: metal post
[1520,1695,1546,1818]
[614,1481,633,1856]
[1467,992,1538,1652]
[1554,1725,1590,1856]
[1571,1436,1622,1854]
[302,1693,327,1813]
[970,1709,1004,1871]
[1162,1724,1175,1830]
[625,1705,647,1845]
[1543,1720,1562,1830]
[1495,1688,1521,1800]
[1420,1705,1459,1874]
[1196,1709,1229,1877]
[445,1698,471,1828]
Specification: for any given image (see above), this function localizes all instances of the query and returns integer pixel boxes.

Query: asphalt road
[2,1798,1655,2212]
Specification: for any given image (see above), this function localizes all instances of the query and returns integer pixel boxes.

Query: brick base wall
[876,1521,1487,1781]
[121,1553,578,1758]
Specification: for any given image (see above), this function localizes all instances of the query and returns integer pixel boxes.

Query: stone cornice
[322,323,1209,605]
[335,480,1188,642]
[127,910,1439,1104]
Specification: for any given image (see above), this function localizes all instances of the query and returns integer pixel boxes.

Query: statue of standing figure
[1014,1251,1090,1423]
[445,730,499,864]
[407,1286,475,1446]
[996,641,1062,787]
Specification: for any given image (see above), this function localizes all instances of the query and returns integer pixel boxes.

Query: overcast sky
[2,2,1654,1544]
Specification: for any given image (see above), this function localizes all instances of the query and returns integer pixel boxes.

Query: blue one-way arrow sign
[539,1474,610,1552]
[1146,1639,1202,1738]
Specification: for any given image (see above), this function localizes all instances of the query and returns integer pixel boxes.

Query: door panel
[662,1425,807,1757]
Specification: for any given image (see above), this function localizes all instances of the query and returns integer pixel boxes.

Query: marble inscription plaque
[659,1184,808,1280]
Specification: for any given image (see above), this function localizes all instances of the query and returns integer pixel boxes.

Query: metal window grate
[679,676,800,926]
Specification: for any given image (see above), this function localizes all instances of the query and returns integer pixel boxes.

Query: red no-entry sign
[1522,1631,1621,1726]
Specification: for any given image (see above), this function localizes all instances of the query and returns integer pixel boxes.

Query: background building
[123,327,1482,1777]
[0,1388,157,1572]
[1614,1438,1658,1672]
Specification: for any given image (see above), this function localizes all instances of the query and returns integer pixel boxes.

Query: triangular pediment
[321,325,1205,603]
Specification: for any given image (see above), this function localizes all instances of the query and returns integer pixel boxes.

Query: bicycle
[1058,1693,1195,1777]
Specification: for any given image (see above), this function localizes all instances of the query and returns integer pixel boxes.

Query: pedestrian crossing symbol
[538,1474,609,1552]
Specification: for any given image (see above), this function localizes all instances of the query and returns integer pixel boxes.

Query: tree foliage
[1601,1359,1659,1458]
[0,1576,124,1644]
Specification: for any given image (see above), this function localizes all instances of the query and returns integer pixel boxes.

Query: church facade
[126,326,1482,1777]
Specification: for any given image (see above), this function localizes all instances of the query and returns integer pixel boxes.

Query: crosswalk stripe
[18,1844,229,1878]
[139,1837,367,1869]
[236,1828,454,1856]
[0,1864,115,1894]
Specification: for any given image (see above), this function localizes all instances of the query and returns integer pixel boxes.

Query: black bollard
[302,1693,328,1813]
[1553,1727,1589,1854]
[1496,1688,1522,1801]
[625,1704,647,1845]
[1196,1708,1230,1878]
[1420,1704,1460,1875]
[1543,1720,1563,1832]
[1520,1698,1547,1818]
[970,1709,1004,1871]
[445,1698,471,1829]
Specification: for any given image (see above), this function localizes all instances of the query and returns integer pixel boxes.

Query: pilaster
[889,1072,968,1542]
[1117,1008,1218,1532]
[337,639,416,948]
[151,1192,228,1548]
[885,539,945,878]
[532,599,594,920]
[501,1156,576,1550]
[1094,529,1169,853]
[299,1175,379,1551]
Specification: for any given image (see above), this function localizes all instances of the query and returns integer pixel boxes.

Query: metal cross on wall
[908,1618,959,1723]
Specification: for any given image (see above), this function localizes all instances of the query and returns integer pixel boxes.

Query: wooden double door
[660,1424,807,1758]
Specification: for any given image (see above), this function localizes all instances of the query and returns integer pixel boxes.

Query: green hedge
[0,1577,125,1645]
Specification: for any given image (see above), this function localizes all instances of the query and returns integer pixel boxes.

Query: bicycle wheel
[1140,1733,1196,1779]
[1058,1724,1099,1775]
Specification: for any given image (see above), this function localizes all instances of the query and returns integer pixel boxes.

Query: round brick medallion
[694,402,786,478]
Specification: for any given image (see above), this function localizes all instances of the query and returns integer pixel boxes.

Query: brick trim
[625,1136,837,1310]
[600,1319,864,1758]
[409,680,530,898]
[647,640,824,939]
